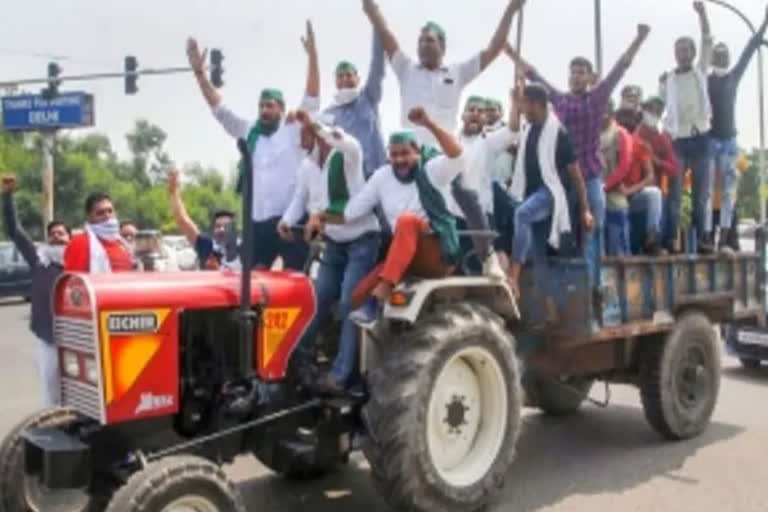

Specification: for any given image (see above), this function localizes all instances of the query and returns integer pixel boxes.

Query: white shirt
[390,50,482,146]
[282,125,380,243]
[459,128,518,214]
[212,95,320,222]
[345,153,467,231]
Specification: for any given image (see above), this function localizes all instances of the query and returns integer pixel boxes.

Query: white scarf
[331,87,360,107]
[663,67,712,138]
[509,112,571,249]
[85,219,127,273]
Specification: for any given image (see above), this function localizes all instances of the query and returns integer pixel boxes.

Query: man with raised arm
[185,21,320,270]
[707,5,768,252]
[278,112,380,394]
[322,32,387,179]
[330,107,466,310]
[362,0,525,146]
[659,2,714,253]
[505,24,649,280]
[362,0,523,278]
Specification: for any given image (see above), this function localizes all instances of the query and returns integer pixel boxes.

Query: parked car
[0,241,32,299]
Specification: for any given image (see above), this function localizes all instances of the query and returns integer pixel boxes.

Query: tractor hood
[66,269,313,311]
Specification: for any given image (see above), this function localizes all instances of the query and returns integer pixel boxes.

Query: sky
[1,0,766,176]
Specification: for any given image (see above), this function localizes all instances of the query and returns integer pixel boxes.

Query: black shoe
[698,237,715,255]
[644,232,662,256]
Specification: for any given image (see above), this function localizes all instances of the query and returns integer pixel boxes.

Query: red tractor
[0,141,523,512]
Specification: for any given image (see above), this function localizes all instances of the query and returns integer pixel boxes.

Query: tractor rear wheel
[0,407,97,512]
[639,312,720,440]
[104,456,245,512]
[363,303,522,512]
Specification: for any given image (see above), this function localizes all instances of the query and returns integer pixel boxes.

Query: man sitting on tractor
[278,111,381,394]
[322,107,466,314]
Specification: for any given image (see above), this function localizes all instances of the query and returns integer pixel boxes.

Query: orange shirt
[64,233,134,272]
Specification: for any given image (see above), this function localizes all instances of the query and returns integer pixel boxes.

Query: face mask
[712,66,729,77]
[38,245,65,267]
[88,218,120,240]
[642,112,660,129]
[333,88,360,106]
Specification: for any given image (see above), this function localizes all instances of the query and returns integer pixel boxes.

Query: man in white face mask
[321,33,388,179]
[64,192,134,273]
[707,6,768,252]
[2,174,72,406]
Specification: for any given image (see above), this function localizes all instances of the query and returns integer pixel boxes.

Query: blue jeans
[605,209,630,256]
[511,187,554,263]
[674,135,713,239]
[585,177,606,286]
[296,232,381,384]
[711,136,739,228]
[493,182,515,255]
[629,186,663,236]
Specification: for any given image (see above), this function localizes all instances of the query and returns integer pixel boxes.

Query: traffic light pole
[40,130,55,233]
[0,66,196,89]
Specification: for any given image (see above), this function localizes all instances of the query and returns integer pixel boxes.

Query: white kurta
[212,95,320,222]
[345,153,467,230]
[282,126,380,243]
[459,128,518,215]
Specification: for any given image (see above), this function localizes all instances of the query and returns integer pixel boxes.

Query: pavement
[1,297,767,512]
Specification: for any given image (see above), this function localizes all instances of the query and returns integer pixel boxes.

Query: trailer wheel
[739,358,761,370]
[639,312,721,440]
[0,407,95,512]
[363,303,522,512]
[532,377,594,416]
[105,456,245,512]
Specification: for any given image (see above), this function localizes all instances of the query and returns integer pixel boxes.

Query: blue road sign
[1,92,95,131]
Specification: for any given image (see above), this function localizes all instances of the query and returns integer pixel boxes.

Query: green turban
[389,131,419,146]
[260,88,285,106]
[465,95,487,109]
[485,97,503,111]
[335,61,358,75]
[643,95,666,109]
[423,21,446,44]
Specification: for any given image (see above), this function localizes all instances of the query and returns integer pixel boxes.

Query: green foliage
[736,149,765,222]
[0,120,238,241]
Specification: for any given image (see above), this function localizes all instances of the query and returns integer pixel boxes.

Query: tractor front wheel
[363,303,522,512]
[105,456,246,512]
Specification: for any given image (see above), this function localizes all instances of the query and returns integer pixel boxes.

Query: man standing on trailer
[186,21,320,270]
[505,23,650,282]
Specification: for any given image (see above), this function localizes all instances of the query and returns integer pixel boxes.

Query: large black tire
[363,303,522,512]
[531,377,594,416]
[740,358,762,370]
[639,312,721,440]
[0,407,93,512]
[105,455,246,512]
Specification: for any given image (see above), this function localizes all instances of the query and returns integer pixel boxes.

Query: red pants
[351,214,453,308]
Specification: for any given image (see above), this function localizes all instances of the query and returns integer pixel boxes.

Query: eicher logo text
[107,313,158,334]
[135,393,174,415]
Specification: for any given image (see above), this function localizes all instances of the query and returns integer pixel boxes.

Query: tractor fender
[383,277,520,324]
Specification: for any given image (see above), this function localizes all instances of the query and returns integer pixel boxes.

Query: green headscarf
[260,88,285,106]
[423,21,446,45]
[335,61,358,75]
[486,97,503,111]
[465,95,487,109]
[389,130,419,146]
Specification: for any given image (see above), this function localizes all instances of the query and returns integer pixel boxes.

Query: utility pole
[40,130,55,232]
[594,0,603,75]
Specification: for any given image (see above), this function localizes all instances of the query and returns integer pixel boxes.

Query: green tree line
[0,120,240,241]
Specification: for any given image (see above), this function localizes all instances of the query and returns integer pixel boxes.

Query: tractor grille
[54,316,102,421]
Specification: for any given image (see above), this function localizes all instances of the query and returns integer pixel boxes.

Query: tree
[125,119,169,186]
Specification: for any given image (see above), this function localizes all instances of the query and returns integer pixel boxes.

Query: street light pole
[594,0,604,75]
[704,0,766,224]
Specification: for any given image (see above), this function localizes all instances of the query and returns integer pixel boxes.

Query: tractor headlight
[84,357,98,384]
[62,351,80,378]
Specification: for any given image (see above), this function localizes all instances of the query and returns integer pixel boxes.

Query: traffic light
[125,55,138,94]
[42,62,61,99]
[210,49,224,88]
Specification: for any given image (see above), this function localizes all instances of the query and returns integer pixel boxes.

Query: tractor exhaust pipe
[236,138,256,379]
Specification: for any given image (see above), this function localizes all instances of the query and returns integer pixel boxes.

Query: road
[1,298,767,512]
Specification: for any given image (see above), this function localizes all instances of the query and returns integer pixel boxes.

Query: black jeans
[250,216,308,270]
